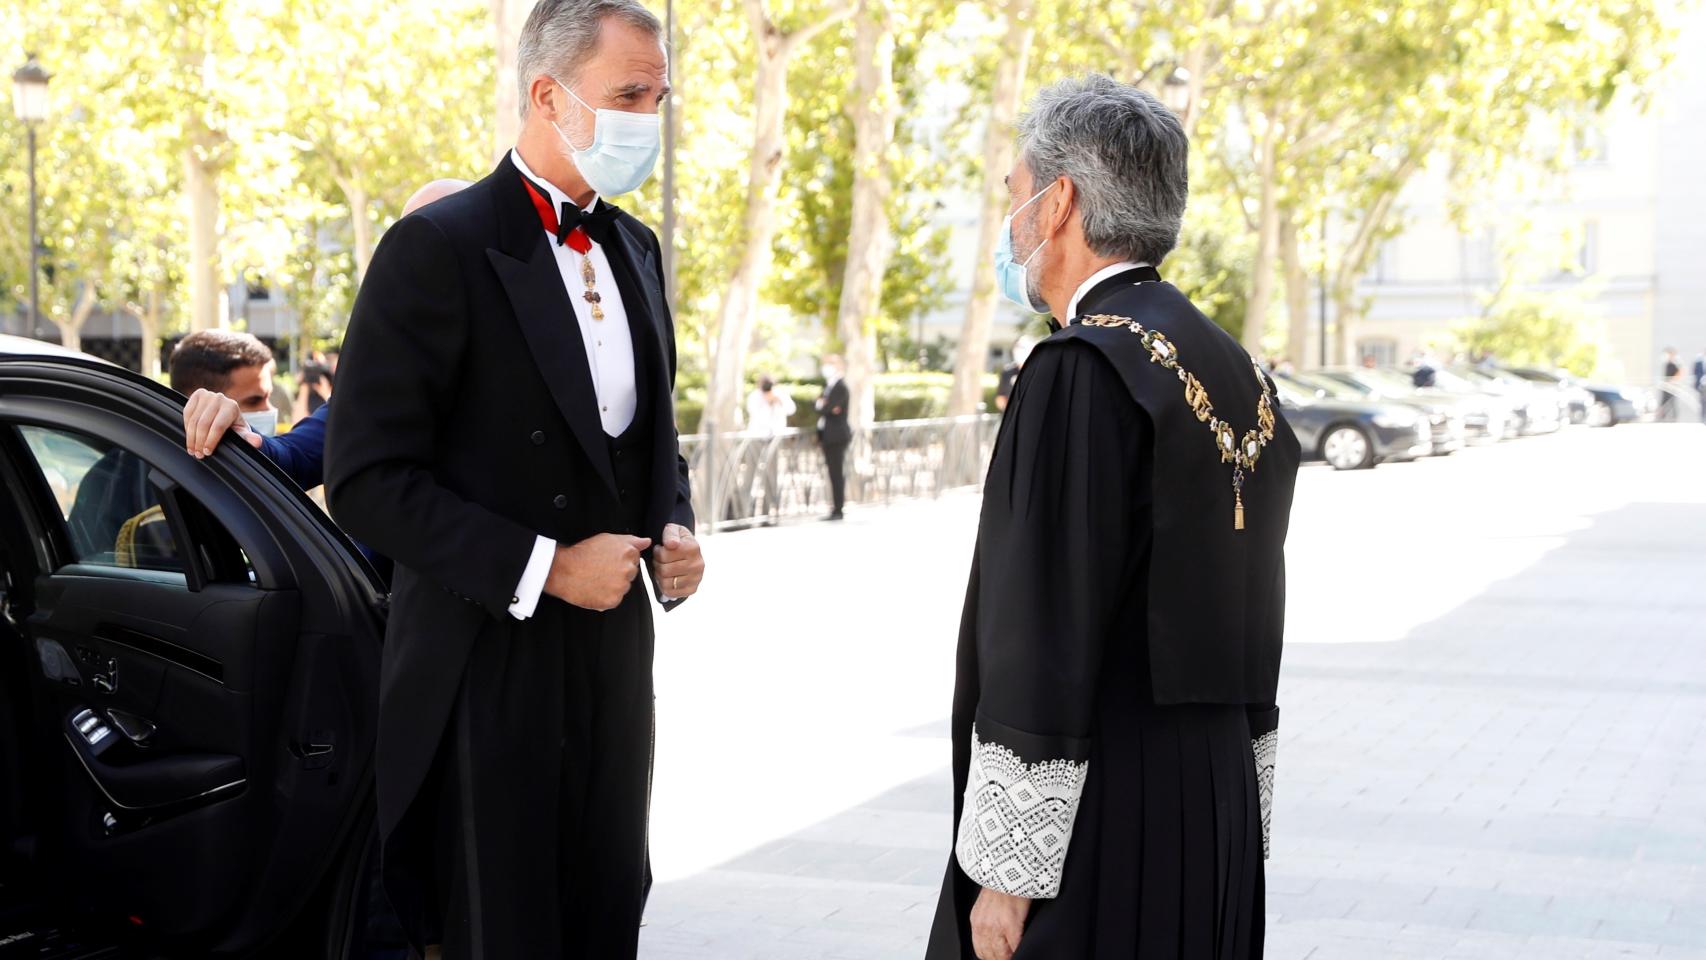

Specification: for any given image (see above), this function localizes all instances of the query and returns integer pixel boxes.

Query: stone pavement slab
[642,424,1706,959]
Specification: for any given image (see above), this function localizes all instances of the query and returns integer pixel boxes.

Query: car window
[1360,369,1419,393]
[1291,373,1365,400]
[14,424,198,574]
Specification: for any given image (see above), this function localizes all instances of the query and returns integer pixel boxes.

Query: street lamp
[12,53,51,342]
[1160,65,1192,115]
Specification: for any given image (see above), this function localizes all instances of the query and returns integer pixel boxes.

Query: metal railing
[679,414,1003,533]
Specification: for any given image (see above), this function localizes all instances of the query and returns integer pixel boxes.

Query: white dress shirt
[1066,260,1152,321]
[508,148,656,619]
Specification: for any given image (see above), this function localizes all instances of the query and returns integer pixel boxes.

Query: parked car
[0,341,387,958]
[1286,369,1467,455]
[1504,367,1641,427]
[1272,379,1432,470]
[1397,366,1530,440]
[1356,366,1514,443]
[1441,366,1563,437]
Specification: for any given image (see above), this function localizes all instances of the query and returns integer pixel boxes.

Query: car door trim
[95,622,224,685]
[62,732,246,813]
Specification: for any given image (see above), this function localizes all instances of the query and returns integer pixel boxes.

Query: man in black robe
[324,2,703,956]
[927,75,1301,960]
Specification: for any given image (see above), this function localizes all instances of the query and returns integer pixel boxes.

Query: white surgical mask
[241,407,279,438]
[553,79,662,197]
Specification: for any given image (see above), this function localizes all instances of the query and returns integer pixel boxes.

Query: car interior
[0,359,387,958]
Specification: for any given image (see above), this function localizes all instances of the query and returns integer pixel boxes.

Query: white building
[1343,6,1706,384]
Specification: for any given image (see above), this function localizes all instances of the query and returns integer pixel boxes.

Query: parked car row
[1272,363,1650,471]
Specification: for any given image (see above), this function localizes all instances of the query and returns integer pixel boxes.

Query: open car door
[0,356,386,957]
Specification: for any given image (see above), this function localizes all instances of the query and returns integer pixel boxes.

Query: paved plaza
[640,423,1706,960]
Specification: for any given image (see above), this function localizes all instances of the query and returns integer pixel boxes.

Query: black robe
[325,155,692,959]
[927,268,1300,959]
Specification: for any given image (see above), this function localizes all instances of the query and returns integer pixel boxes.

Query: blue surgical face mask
[554,79,662,197]
[994,182,1057,313]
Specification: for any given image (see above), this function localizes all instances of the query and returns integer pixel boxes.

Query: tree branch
[744,0,772,42]
[779,0,858,56]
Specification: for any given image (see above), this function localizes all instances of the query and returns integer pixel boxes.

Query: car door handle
[106,708,156,746]
[290,730,336,769]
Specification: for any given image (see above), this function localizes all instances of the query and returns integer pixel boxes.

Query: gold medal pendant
[580,255,604,321]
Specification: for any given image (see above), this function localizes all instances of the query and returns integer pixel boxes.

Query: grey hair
[1017,74,1189,265]
[517,0,663,118]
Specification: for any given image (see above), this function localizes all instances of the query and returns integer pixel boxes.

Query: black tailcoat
[325,154,691,956]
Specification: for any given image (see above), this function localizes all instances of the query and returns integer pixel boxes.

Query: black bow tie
[558,200,620,248]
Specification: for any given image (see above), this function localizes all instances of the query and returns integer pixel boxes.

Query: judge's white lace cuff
[954,724,1088,899]
[1253,728,1277,860]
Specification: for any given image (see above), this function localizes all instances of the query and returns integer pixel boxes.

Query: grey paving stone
[638,427,1706,959]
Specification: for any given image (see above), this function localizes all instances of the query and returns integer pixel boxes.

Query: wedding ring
[672,576,681,592]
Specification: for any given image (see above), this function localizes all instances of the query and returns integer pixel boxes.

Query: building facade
[1341,7,1706,384]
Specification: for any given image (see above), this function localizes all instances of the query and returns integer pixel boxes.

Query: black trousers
[822,439,849,514]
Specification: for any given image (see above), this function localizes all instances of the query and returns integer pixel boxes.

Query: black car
[1272,379,1432,470]
[0,347,388,958]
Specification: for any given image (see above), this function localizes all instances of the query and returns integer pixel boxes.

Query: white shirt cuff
[508,535,556,620]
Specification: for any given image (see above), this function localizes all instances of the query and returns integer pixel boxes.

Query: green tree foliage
[767,15,956,344]
[2,0,1683,403]
[1455,293,1598,376]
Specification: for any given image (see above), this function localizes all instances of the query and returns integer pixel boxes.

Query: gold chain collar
[1076,312,1277,530]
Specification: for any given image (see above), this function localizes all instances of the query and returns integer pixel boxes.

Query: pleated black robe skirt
[928,633,1265,960]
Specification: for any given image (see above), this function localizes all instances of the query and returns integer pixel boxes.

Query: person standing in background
[298,349,335,418]
[816,354,852,521]
[1692,348,1705,424]
[1659,347,1680,421]
[745,375,796,523]
[995,337,1035,413]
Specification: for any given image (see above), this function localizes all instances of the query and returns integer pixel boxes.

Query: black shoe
[826,510,845,522]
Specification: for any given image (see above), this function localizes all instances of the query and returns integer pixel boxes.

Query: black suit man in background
[816,353,852,521]
[324,1,704,956]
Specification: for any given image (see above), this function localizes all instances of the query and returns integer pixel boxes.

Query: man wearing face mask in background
[324,0,702,956]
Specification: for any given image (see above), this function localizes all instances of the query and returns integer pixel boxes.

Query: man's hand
[652,522,704,601]
[183,388,262,458]
[545,533,652,611]
[970,887,1030,960]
